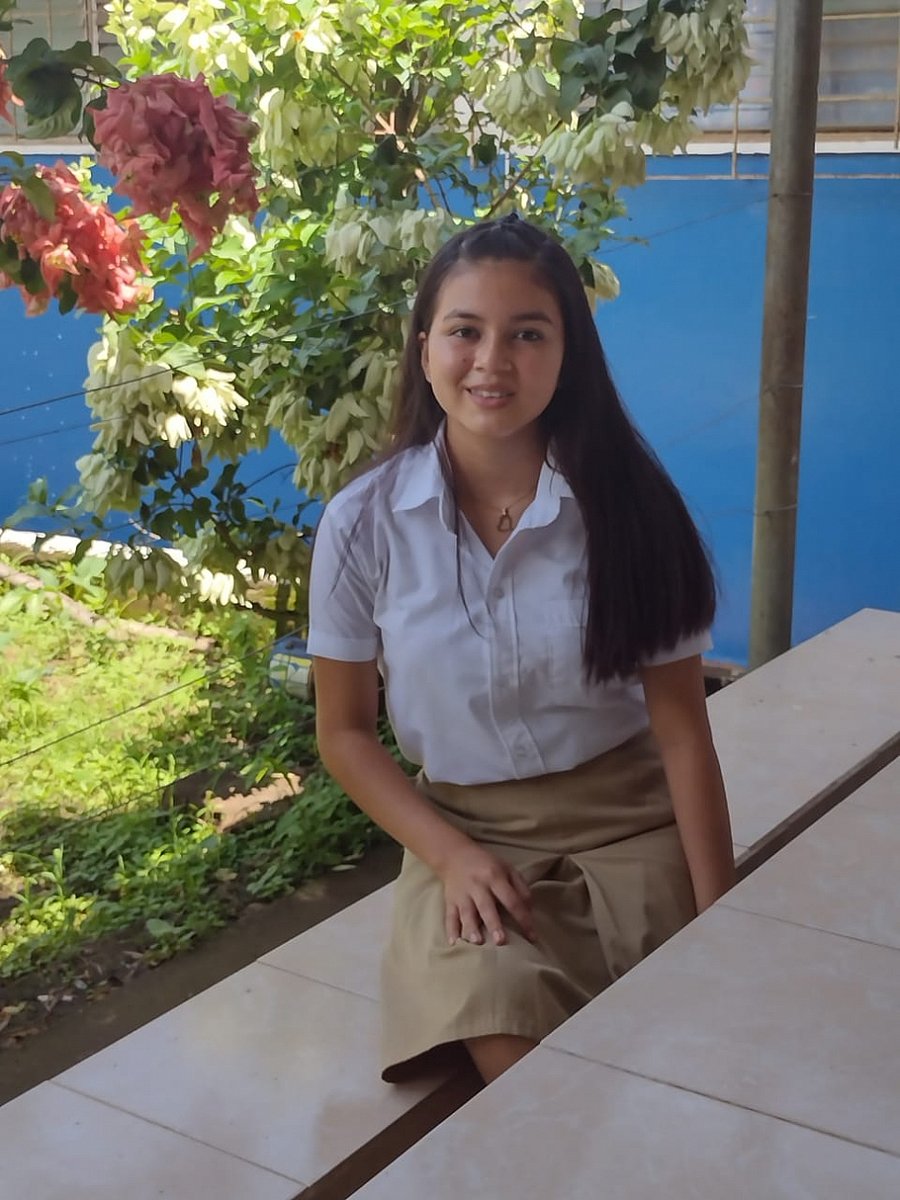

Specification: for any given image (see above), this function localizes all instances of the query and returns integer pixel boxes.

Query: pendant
[497,508,513,533]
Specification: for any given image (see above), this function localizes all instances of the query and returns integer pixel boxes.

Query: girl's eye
[449,326,477,339]
[516,329,543,342]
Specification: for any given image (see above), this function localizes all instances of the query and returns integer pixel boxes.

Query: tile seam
[49,1081,308,1187]
[716,899,900,953]
[254,957,379,1002]
[540,1047,900,1161]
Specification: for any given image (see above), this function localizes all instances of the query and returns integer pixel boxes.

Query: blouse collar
[393,423,575,532]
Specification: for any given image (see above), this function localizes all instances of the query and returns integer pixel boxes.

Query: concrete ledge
[2,608,899,1199]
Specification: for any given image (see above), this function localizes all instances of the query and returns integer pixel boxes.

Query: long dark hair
[385,214,716,682]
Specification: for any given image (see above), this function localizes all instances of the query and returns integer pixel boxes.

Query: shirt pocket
[514,600,586,701]
[545,602,588,698]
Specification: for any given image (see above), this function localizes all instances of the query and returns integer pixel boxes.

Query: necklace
[496,488,536,532]
[462,485,537,532]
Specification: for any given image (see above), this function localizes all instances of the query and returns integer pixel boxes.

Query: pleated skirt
[381,728,696,1081]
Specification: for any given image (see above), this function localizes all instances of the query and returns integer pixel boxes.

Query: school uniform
[308,429,710,1079]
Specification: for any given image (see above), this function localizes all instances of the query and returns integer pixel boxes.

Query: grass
[0,552,386,1020]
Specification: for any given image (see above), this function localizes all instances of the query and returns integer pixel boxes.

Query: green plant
[2,0,751,623]
[0,555,388,993]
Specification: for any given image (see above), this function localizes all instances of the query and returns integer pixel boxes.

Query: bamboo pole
[748,0,824,668]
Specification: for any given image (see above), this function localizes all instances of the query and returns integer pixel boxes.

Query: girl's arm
[313,656,535,945]
[639,654,736,913]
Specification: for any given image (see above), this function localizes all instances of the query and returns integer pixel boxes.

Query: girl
[307,214,736,1085]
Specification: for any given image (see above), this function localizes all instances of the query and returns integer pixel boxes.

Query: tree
[0,0,750,621]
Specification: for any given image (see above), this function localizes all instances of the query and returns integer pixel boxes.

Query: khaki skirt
[381,728,696,1081]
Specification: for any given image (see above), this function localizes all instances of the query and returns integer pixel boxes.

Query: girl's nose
[474,334,511,372]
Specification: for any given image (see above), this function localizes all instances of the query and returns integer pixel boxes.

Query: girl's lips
[467,387,514,409]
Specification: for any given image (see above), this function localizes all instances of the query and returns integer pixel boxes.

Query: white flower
[159,412,194,447]
[587,262,620,304]
[484,66,558,137]
[223,214,258,251]
[196,568,236,606]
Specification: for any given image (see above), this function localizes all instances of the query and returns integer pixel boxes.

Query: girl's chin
[465,390,515,412]
[445,411,544,443]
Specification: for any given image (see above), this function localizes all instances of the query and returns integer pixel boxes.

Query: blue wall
[2,152,898,663]
[601,152,900,662]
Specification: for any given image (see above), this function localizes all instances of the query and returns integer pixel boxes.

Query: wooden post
[748,0,824,668]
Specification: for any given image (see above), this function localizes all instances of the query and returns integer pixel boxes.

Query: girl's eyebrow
[441,308,554,323]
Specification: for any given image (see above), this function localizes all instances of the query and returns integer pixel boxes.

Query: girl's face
[419,258,565,451]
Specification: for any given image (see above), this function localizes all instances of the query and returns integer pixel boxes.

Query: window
[697,1,900,137]
[1,0,104,147]
[584,0,900,139]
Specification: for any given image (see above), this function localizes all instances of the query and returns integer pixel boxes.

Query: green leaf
[160,343,206,372]
[516,34,536,67]
[6,38,83,132]
[82,92,108,147]
[472,133,497,166]
[0,236,22,275]
[581,11,623,43]
[181,467,209,490]
[615,26,647,57]
[580,44,610,83]
[21,173,56,221]
[146,917,178,938]
[24,91,83,139]
[4,500,46,527]
[55,41,122,82]
[557,72,584,117]
[621,42,668,111]
[550,37,578,75]
[0,591,25,618]
[18,256,45,296]
[57,279,78,315]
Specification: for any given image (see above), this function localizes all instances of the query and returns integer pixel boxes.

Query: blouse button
[492,587,504,601]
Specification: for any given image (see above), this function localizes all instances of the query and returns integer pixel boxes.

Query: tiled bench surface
[716,607,900,869]
[351,756,900,1200]
[1,608,899,1200]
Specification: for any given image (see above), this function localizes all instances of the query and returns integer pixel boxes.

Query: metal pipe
[749,0,824,668]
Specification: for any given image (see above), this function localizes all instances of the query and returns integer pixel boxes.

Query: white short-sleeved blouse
[307,435,711,785]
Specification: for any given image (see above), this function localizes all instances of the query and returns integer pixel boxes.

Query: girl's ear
[418,331,431,383]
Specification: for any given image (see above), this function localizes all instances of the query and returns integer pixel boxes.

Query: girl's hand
[437,841,535,947]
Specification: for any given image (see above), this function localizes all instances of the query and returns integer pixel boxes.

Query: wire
[603,195,768,256]
[3,387,761,550]
[2,733,317,860]
[0,366,175,419]
[0,195,772,429]
[0,635,280,770]
[0,295,414,423]
[661,392,757,449]
[2,413,129,448]
[243,462,296,490]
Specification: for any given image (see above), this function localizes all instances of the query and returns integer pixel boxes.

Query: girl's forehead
[434,258,559,314]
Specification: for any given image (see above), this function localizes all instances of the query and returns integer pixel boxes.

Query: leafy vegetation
[1,0,750,618]
[0,552,384,1006]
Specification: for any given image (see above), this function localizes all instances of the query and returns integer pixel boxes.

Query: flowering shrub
[92,73,259,259]
[0,161,148,315]
[2,0,751,617]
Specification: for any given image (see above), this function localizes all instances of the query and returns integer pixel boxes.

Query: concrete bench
[350,753,900,1200]
[1,608,898,1200]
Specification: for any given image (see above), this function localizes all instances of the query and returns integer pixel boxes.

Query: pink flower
[92,74,259,260]
[0,57,22,126]
[0,161,149,316]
